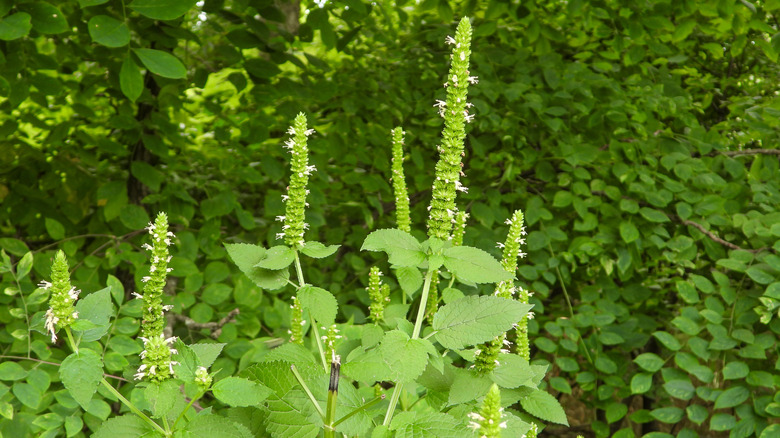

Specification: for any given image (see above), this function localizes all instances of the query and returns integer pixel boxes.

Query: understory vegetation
[1,1,780,437]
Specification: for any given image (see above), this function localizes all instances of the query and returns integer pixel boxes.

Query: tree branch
[711,148,780,157]
[173,308,240,339]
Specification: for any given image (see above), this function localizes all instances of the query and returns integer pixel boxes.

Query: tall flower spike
[367,267,390,324]
[390,127,411,233]
[425,270,440,322]
[281,113,314,249]
[475,210,527,373]
[136,212,178,382]
[427,17,475,241]
[289,296,304,344]
[42,250,79,343]
[452,211,468,247]
[467,384,507,437]
[321,324,342,360]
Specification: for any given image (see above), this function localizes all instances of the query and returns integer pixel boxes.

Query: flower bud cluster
[475,210,528,372]
[427,17,476,241]
[41,250,79,343]
[452,212,468,247]
[367,267,390,324]
[279,113,315,249]
[195,366,212,391]
[390,127,411,233]
[467,384,507,437]
[289,296,305,344]
[135,212,178,382]
[321,324,342,360]
[425,270,440,322]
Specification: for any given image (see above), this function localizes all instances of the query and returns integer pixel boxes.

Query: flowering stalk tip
[321,324,342,360]
[367,267,390,324]
[452,211,469,247]
[135,212,178,382]
[390,127,411,233]
[280,113,314,249]
[468,384,507,437]
[427,17,475,241]
[289,296,305,344]
[42,250,80,343]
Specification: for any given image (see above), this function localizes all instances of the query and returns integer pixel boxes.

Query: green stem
[293,250,328,371]
[101,379,167,436]
[172,390,205,430]
[384,269,435,426]
[10,268,31,357]
[324,359,339,438]
[290,364,325,419]
[65,327,78,354]
[333,395,385,428]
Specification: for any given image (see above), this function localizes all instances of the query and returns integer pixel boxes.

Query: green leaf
[342,347,392,384]
[663,379,695,400]
[183,413,253,437]
[44,218,65,240]
[59,349,103,410]
[746,266,775,285]
[119,204,150,230]
[213,376,272,407]
[395,266,422,298]
[631,373,652,394]
[297,285,338,326]
[652,331,682,351]
[639,207,670,222]
[490,354,536,388]
[0,13,32,40]
[300,241,340,258]
[16,251,33,280]
[87,15,129,47]
[389,411,470,437]
[93,415,154,438]
[12,382,41,408]
[130,161,164,192]
[189,343,225,368]
[378,330,429,383]
[633,353,665,372]
[255,246,295,270]
[361,229,425,267]
[433,295,532,350]
[18,2,68,34]
[74,287,114,342]
[714,386,750,409]
[651,407,684,423]
[519,387,569,425]
[120,56,143,101]
[144,380,180,418]
[79,0,110,6]
[0,361,28,380]
[619,221,639,243]
[225,243,289,290]
[244,58,282,79]
[723,361,749,380]
[128,0,198,20]
[133,48,187,79]
[606,402,628,423]
[442,246,514,284]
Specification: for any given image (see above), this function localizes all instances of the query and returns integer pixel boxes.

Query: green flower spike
[390,127,411,233]
[195,366,212,391]
[425,270,440,322]
[475,210,527,372]
[467,384,506,438]
[135,212,178,382]
[41,250,79,343]
[277,113,315,249]
[452,211,468,247]
[321,324,342,360]
[289,296,305,344]
[427,17,476,241]
[367,266,390,324]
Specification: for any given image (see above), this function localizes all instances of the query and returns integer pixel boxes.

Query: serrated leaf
[213,377,272,407]
[225,243,289,290]
[490,354,536,388]
[88,15,129,47]
[379,330,429,383]
[395,266,423,298]
[265,389,321,438]
[297,285,338,326]
[389,411,470,437]
[433,296,532,350]
[0,13,32,40]
[189,343,225,368]
[255,246,294,270]
[519,387,569,425]
[59,349,103,410]
[74,287,114,342]
[128,0,198,20]
[172,341,199,382]
[448,369,492,405]
[300,241,340,258]
[183,413,254,438]
[133,48,187,79]
[442,246,514,284]
[144,379,179,418]
[361,229,425,267]
[341,347,392,383]
[93,415,153,438]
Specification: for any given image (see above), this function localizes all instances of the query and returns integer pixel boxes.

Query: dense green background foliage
[1,0,780,437]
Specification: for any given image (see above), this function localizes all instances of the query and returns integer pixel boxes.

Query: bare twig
[712,148,780,157]
[173,308,240,339]
[681,220,768,253]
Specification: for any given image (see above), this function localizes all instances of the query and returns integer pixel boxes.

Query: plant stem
[293,251,328,370]
[324,358,340,438]
[290,364,325,419]
[101,379,167,436]
[10,267,31,357]
[333,395,385,428]
[384,269,435,426]
[65,327,78,354]
[172,390,205,430]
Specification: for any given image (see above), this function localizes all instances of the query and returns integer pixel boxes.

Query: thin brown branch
[0,355,129,382]
[173,308,240,339]
[712,148,780,157]
[681,220,768,253]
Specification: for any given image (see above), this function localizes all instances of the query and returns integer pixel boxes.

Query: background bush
[1,0,779,437]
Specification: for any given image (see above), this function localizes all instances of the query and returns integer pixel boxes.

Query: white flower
[44,308,58,342]
[38,281,52,290]
[141,276,151,283]
[132,292,143,300]
[467,76,479,84]
[445,35,456,45]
